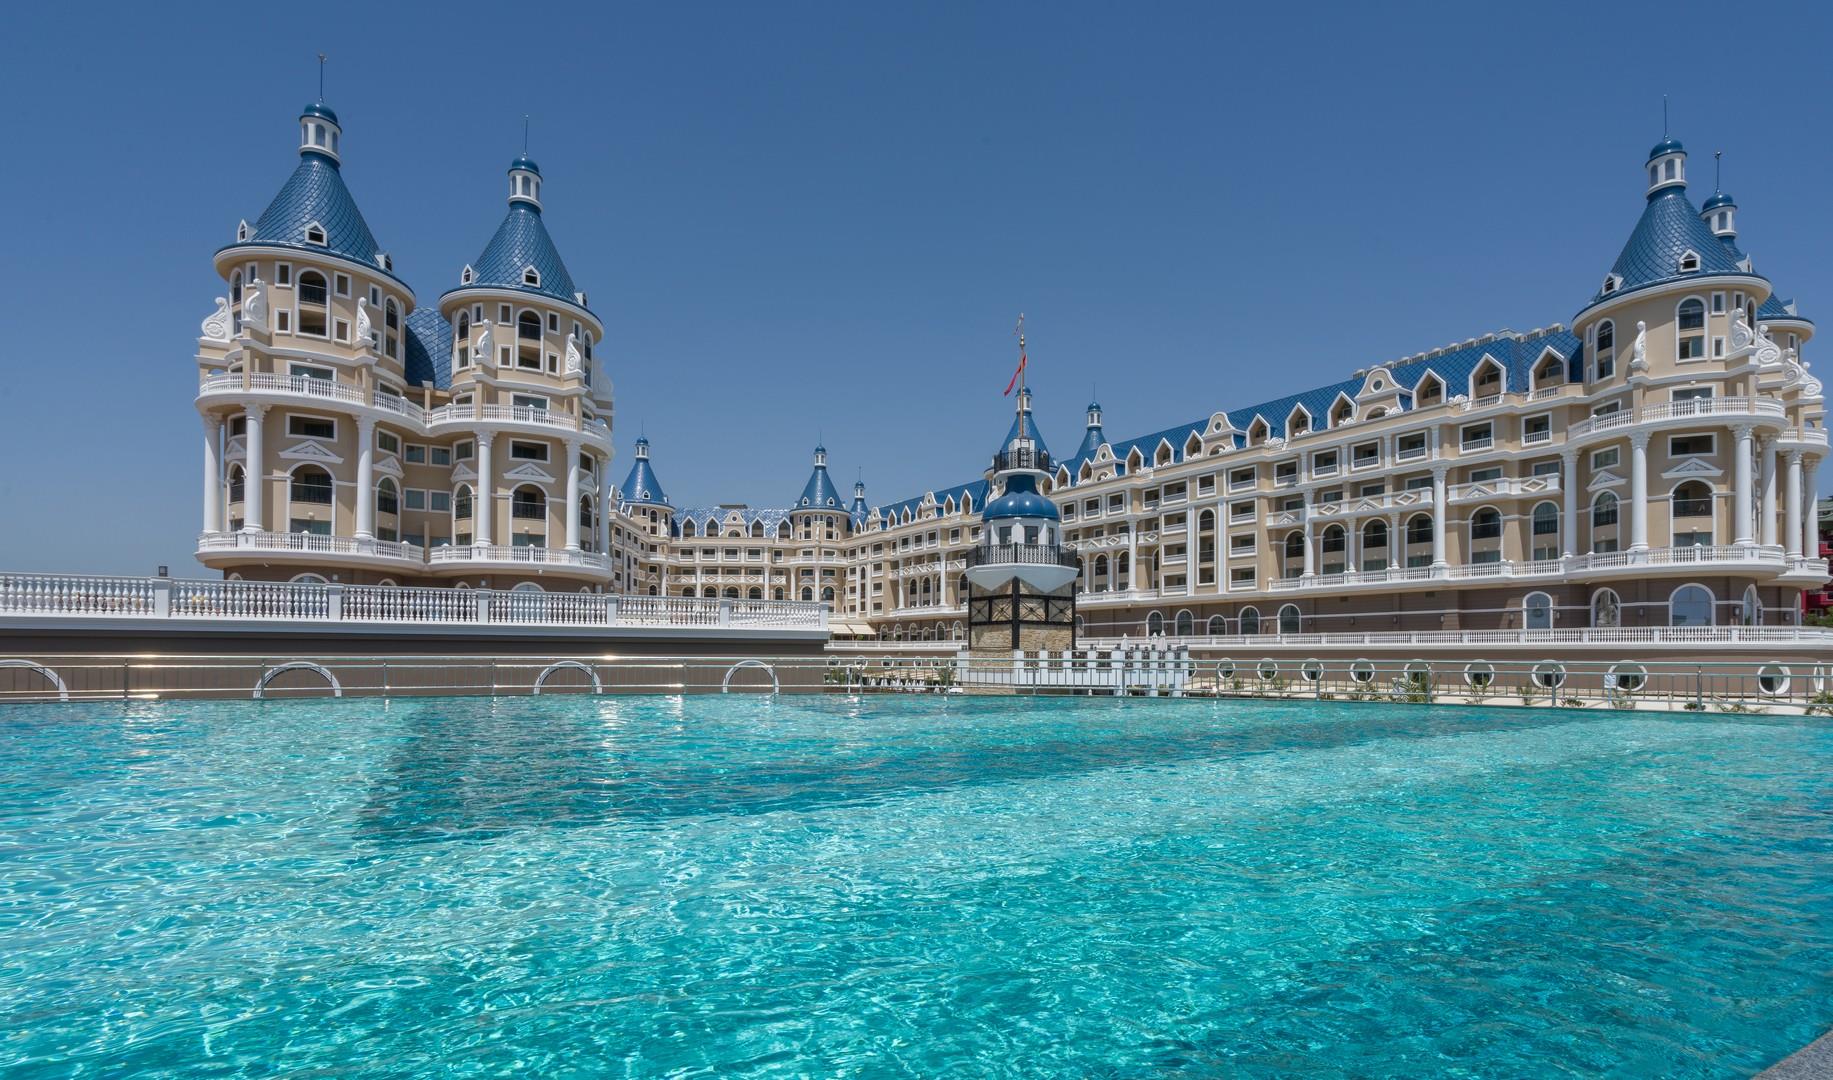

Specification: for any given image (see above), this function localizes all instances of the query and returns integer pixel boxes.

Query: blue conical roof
[1585,187,1752,310]
[620,438,670,506]
[849,482,869,528]
[797,447,842,510]
[462,202,580,307]
[1078,403,1106,458]
[1000,388,1050,459]
[228,138,386,273]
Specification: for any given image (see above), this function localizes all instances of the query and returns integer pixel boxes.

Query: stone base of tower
[965,577,1076,656]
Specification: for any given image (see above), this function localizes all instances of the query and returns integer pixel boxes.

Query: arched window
[1319,524,1346,573]
[517,310,542,368]
[511,581,545,594]
[1146,611,1165,636]
[511,485,545,520]
[383,299,400,358]
[455,311,470,365]
[1671,481,1713,546]
[1523,591,1553,630]
[746,587,762,600]
[453,485,473,520]
[1406,513,1433,546]
[1277,604,1301,635]
[723,587,739,599]
[376,477,398,516]
[1174,610,1194,637]
[1591,588,1621,629]
[1676,298,1706,360]
[289,573,328,585]
[227,464,245,504]
[822,586,836,602]
[1362,518,1388,549]
[1595,319,1616,379]
[1741,584,1763,626]
[1207,614,1226,635]
[1591,492,1619,552]
[703,586,718,598]
[290,466,332,505]
[800,586,814,601]
[1470,507,1502,541]
[296,271,328,337]
[1669,583,1714,627]
[1531,501,1559,559]
[773,588,784,600]
[1239,606,1260,635]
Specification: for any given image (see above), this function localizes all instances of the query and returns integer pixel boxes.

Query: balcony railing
[1078,626,1833,649]
[428,544,611,570]
[196,530,423,562]
[964,544,1079,569]
[1265,544,1793,591]
[991,448,1052,473]
[1568,397,1784,439]
[0,573,827,632]
[200,373,605,439]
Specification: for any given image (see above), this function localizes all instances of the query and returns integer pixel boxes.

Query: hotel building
[193,103,1829,643]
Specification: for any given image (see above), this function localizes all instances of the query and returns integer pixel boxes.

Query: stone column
[564,439,583,551]
[1629,431,1650,552]
[1387,512,1400,569]
[1806,456,1822,559]
[1125,523,1137,593]
[1784,451,1803,556]
[599,471,612,555]
[1561,448,1579,558]
[1301,514,1315,576]
[1430,465,1449,569]
[1732,424,1755,546]
[1186,508,1197,594]
[242,405,267,533]
[354,416,376,541]
[1760,437,1779,547]
[201,414,223,534]
[475,435,494,548]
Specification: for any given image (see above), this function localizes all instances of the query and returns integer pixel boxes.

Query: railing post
[606,594,619,626]
[152,578,172,619]
[477,589,493,625]
[325,582,343,621]
[719,599,734,627]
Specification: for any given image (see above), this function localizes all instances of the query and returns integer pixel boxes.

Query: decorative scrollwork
[201,297,233,342]
[242,278,268,331]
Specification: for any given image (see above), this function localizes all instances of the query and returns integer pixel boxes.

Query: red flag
[1003,349,1027,396]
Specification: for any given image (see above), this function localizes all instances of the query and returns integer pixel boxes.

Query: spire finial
[1662,94,1669,139]
[523,114,530,155]
[1714,149,1722,193]
[1015,313,1027,397]
[317,53,326,102]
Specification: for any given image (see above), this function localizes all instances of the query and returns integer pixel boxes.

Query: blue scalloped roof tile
[404,307,452,388]
[620,456,670,508]
[228,153,387,273]
[1588,189,1754,309]
[797,462,844,510]
[873,480,988,527]
[463,205,581,307]
[673,506,794,536]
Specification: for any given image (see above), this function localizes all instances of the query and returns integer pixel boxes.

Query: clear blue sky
[1,2,1828,575]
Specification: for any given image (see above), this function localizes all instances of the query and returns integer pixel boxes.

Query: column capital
[1629,430,1652,450]
[246,403,269,420]
[1731,422,1757,441]
[202,413,223,433]
[1431,464,1450,482]
[565,437,582,455]
[357,414,377,435]
[476,433,494,448]
[1560,446,1579,464]
[1786,448,1805,466]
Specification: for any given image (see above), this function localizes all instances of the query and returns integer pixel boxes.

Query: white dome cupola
[299,102,342,165]
[508,156,542,211]
[1646,137,1686,198]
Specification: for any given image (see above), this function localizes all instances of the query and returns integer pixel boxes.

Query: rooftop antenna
[522,114,530,155]
[1714,149,1723,192]
[1015,312,1027,396]
[1662,95,1669,139]
[317,53,327,102]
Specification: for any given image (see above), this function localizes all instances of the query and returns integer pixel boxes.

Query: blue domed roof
[620,438,670,507]
[510,155,541,176]
[1648,137,1684,161]
[404,307,452,388]
[1701,191,1735,211]
[301,102,339,124]
[982,474,1059,522]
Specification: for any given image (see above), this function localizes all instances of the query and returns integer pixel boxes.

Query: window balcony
[427,544,610,572]
[196,530,423,564]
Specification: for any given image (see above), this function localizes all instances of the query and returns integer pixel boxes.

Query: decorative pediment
[373,453,404,478]
[279,441,343,464]
[1587,469,1624,492]
[451,463,477,483]
[1661,458,1724,480]
[224,435,247,463]
[1207,411,1236,436]
[1357,366,1397,399]
[502,462,555,484]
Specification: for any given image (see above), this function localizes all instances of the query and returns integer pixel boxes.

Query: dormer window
[523,267,541,287]
[1601,274,1621,295]
[460,265,474,285]
[304,222,327,246]
[236,220,249,242]
[1678,250,1700,273]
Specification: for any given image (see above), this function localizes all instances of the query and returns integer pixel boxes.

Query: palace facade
[194,103,1828,641]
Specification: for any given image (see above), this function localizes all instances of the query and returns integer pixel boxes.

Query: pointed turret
[619,437,670,507]
[457,156,583,309]
[796,444,842,510]
[966,340,1075,593]
[223,102,390,275]
[1583,134,1755,312]
[849,479,870,527]
[1077,400,1107,458]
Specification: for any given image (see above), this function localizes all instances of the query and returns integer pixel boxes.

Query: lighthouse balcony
[966,543,1079,571]
[992,448,1052,473]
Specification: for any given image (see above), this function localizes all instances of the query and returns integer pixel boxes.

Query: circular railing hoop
[532,660,602,695]
[0,659,69,702]
[253,661,342,700]
[722,659,780,694]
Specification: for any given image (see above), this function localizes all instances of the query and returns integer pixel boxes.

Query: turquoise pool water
[1,695,1829,1077]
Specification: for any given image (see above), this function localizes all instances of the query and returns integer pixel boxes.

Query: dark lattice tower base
[967,577,1077,654]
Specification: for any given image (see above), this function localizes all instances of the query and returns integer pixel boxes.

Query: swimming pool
[2,695,1828,1077]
